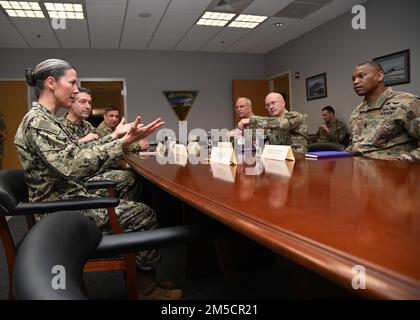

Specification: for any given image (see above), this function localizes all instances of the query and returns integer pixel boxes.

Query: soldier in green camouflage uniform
[347,61,419,162]
[59,88,141,201]
[97,107,149,152]
[239,92,308,152]
[0,113,6,169]
[13,59,181,300]
[314,106,347,144]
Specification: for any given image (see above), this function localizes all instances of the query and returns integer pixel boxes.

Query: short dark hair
[104,106,119,114]
[77,87,91,96]
[322,106,335,114]
[357,61,384,72]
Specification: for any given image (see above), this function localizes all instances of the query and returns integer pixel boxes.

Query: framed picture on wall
[373,49,410,86]
[306,73,327,101]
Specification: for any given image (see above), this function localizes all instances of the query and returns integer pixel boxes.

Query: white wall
[0,49,265,140]
[265,0,420,133]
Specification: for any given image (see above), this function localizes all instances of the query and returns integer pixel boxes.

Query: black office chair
[307,142,345,152]
[0,169,119,299]
[13,212,220,299]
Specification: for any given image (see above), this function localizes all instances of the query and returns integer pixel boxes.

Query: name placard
[187,141,201,156]
[173,144,188,158]
[174,153,188,166]
[261,145,295,161]
[210,146,237,165]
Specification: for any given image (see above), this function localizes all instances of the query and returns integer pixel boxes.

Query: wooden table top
[125,152,420,299]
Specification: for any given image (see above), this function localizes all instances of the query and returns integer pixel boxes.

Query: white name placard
[174,153,188,166]
[173,144,188,158]
[210,146,237,165]
[187,141,201,156]
[261,145,295,161]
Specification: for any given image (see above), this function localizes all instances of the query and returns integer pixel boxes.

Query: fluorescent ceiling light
[235,14,267,23]
[45,2,84,19]
[196,11,235,27]
[0,1,44,18]
[228,14,267,29]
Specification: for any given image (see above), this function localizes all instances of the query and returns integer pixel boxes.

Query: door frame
[79,78,127,118]
[267,70,293,111]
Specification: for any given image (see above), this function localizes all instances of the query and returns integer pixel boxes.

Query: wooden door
[0,81,28,169]
[232,80,269,125]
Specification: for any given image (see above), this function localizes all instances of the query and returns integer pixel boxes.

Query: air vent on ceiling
[274,0,333,19]
[207,0,253,13]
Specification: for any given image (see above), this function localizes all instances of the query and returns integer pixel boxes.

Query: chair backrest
[0,169,28,216]
[307,142,345,152]
[13,212,101,300]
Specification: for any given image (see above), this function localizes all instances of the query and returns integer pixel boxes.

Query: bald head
[265,92,286,117]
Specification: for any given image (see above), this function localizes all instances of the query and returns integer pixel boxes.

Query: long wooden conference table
[125,151,420,299]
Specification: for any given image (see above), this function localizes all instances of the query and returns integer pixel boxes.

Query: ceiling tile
[89,19,124,35]
[242,0,292,16]
[90,33,120,48]
[86,5,127,20]
[169,0,214,11]
[11,18,59,48]
[128,0,171,8]
[0,12,28,47]
[87,0,127,5]
[201,27,250,52]
[148,32,184,50]
[55,20,89,48]
[175,25,220,51]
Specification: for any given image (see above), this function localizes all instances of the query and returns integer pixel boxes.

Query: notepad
[305,151,352,159]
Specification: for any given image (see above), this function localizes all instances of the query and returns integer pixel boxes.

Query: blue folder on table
[305,151,352,159]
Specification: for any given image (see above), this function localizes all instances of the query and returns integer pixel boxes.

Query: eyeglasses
[265,101,281,108]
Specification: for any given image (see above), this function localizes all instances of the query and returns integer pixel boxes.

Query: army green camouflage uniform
[248,112,308,153]
[346,87,420,162]
[97,120,143,152]
[60,115,141,201]
[14,102,160,270]
[0,113,6,169]
[314,119,347,144]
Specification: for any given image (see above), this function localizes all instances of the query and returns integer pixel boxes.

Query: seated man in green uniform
[314,106,347,144]
[97,106,149,151]
[347,61,419,162]
[238,92,308,153]
[60,87,141,201]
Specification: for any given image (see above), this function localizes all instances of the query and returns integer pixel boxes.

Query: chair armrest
[13,197,120,215]
[94,224,229,256]
[85,180,116,190]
